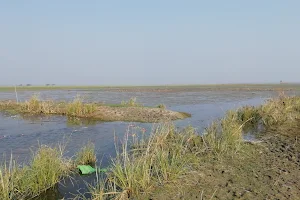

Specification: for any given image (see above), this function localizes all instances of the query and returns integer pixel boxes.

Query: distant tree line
[17,84,56,86]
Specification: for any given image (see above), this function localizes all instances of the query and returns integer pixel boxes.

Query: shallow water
[0,90,286,199]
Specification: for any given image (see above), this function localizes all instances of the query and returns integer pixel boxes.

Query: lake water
[0,89,286,199]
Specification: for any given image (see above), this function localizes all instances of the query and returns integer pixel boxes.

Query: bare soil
[150,130,300,200]
[91,106,190,122]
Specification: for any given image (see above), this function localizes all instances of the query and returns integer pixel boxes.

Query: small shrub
[22,94,40,112]
[20,94,58,114]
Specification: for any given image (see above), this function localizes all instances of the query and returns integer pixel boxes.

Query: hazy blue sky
[0,1,299,85]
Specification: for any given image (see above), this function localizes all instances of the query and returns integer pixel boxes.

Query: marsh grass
[260,96,300,127]
[2,95,300,199]
[236,95,300,131]
[25,145,73,194]
[0,94,97,117]
[91,122,236,199]
[90,96,300,199]
[20,94,61,114]
[0,145,72,200]
[203,110,244,156]
[66,96,97,117]
[75,141,97,166]
[121,97,142,107]
[0,155,23,200]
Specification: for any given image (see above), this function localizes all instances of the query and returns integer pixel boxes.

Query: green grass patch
[75,141,97,166]
[0,145,72,200]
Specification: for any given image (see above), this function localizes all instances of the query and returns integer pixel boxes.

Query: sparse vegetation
[121,97,142,107]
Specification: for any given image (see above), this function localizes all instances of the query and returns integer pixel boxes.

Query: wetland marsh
[0,85,299,199]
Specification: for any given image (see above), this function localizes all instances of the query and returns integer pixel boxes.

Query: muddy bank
[92,106,190,122]
[0,100,190,123]
[152,130,300,200]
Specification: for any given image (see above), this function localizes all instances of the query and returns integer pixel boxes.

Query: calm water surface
[0,90,286,199]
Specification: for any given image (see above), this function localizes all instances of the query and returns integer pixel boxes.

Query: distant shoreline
[0,83,299,92]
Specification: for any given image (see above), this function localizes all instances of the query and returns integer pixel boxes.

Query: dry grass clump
[0,94,97,117]
[21,94,60,114]
[66,96,97,117]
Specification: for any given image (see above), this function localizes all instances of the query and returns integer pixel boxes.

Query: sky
[0,1,299,86]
